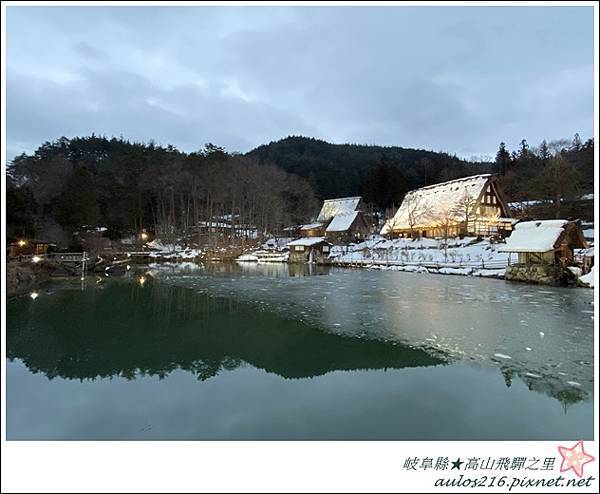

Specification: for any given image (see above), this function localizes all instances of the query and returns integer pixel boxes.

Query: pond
[6,262,594,440]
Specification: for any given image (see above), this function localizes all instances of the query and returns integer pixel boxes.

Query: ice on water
[151,263,595,400]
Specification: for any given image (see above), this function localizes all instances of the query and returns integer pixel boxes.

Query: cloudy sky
[6,5,594,161]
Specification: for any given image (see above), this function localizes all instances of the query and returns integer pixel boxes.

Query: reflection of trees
[497,364,589,409]
[7,281,443,382]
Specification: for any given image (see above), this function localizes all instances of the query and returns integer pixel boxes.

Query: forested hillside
[246,136,490,209]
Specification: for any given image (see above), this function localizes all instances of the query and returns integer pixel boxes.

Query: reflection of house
[300,196,370,244]
[381,174,513,238]
[499,220,587,265]
[287,237,332,263]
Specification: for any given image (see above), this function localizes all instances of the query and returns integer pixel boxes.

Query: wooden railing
[8,252,90,263]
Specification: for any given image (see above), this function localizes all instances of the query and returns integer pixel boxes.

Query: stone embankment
[505,264,580,286]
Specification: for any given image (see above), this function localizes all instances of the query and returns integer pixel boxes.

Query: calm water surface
[6,262,594,440]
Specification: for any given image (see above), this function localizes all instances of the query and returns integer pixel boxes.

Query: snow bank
[146,239,202,260]
[579,266,595,287]
[331,235,509,268]
[261,237,295,250]
[146,239,181,252]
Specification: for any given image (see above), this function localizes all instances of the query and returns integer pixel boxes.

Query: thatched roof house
[381,174,512,238]
[299,196,370,244]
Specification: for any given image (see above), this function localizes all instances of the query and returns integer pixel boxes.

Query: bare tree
[428,206,456,263]
[404,193,429,239]
[451,188,479,236]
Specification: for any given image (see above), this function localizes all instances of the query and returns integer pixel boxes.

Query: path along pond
[6,262,594,440]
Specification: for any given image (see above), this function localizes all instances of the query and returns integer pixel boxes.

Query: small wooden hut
[287,237,332,263]
[499,220,588,265]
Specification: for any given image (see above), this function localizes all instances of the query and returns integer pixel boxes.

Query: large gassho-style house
[380,174,514,238]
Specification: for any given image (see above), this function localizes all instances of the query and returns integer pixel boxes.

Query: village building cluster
[7,172,594,286]
[277,173,593,285]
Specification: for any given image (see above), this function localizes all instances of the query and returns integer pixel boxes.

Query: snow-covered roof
[499,217,519,224]
[326,211,359,232]
[317,196,362,222]
[301,222,324,230]
[381,174,494,233]
[287,236,330,247]
[498,220,568,253]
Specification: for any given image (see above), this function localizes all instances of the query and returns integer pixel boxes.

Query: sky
[5,5,595,161]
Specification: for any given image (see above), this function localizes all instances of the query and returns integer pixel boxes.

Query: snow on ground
[146,239,180,252]
[579,266,595,287]
[330,235,510,269]
[146,240,202,259]
[261,237,295,250]
[237,250,290,263]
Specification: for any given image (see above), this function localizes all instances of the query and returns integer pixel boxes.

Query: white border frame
[1,1,598,492]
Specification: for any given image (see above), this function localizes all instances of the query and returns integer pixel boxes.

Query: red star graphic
[558,440,595,477]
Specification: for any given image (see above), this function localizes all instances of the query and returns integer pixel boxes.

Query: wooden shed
[498,220,588,266]
[287,237,332,264]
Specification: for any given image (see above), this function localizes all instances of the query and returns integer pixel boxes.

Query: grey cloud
[6,6,594,161]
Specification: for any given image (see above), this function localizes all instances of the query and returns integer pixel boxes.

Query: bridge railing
[8,252,90,263]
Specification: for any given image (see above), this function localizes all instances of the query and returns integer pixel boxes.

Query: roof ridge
[407,174,492,195]
[322,196,362,202]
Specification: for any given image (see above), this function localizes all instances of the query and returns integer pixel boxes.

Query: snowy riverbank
[329,236,509,271]
[146,235,594,286]
[328,235,594,286]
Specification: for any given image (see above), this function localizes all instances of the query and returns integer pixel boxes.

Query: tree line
[494,134,594,218]
[7,136,319,247]
[6,133,594,248]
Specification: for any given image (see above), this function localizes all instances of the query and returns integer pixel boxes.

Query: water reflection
[7,273,594,440]
[7,279,443,382]
[147,264,594,406]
